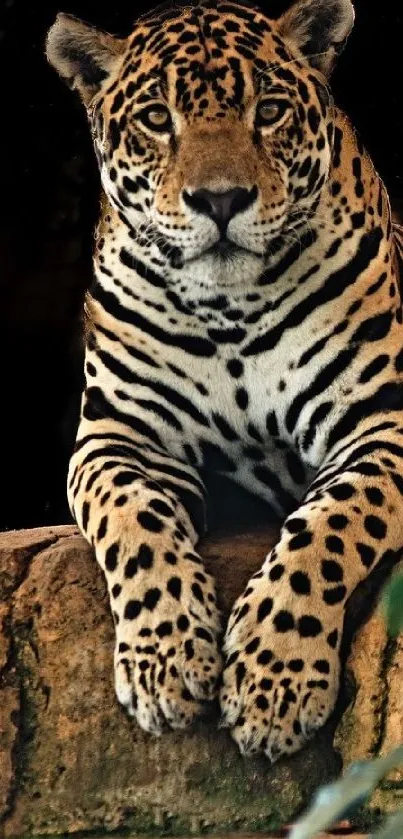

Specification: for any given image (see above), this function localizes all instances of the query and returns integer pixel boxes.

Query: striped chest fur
[85,109,399,517]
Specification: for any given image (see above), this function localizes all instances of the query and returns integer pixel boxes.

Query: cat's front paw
[220,579,340,760]
[113,550,222,733]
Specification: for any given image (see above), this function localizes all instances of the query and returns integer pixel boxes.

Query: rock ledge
[0,525,402,837]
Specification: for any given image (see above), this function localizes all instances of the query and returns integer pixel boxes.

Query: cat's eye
[137,105,172,132]
[256,99,289,128]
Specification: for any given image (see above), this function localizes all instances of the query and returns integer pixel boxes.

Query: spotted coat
[47,0,403,760]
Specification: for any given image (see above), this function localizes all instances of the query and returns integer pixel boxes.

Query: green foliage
[289,747,403,839]
[289,572,403,838]
[373,812,403,839]
[381,573,403,638]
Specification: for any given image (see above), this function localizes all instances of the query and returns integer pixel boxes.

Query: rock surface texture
[0,525,402,837]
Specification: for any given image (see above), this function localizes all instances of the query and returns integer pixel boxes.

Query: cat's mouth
[208,238,247,259]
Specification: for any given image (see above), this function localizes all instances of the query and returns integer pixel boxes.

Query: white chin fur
[181,249,265,289]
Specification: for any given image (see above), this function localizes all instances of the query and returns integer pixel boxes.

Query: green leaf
[370,811,403,839]
[289,746,403,839]
[381,574,403,637]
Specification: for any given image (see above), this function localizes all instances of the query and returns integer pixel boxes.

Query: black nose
[183,185,257,232]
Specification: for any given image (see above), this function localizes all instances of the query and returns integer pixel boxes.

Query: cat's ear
[46,14,125,105]
[278,0,354,76]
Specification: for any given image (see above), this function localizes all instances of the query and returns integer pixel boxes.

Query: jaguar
[46,0,403,761]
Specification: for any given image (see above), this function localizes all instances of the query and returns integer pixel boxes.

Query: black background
[1,0,402,530]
